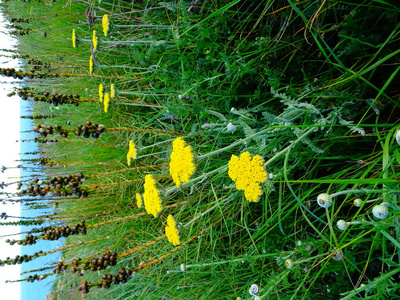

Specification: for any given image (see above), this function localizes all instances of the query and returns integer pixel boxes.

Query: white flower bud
[227,122,236,133]
[317,193,332,208]
[332,250,343,261]
[285,259,294,269]
[396,129,400,145]
[372,204,389,219]
[178,95,182,99]
[180,264,185,272]
[336,220,349,231]
[353,198,363,207]
[249,283,259,296]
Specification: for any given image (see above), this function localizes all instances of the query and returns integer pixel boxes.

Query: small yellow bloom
[92,30,97,51]
[169,137,195,187]
[165,215,180,246]
[143,174,162,218]
[103,92,110,112]
[110,84,115,99]
[127,140,137,165]
[102,14,109,37]
[89,55,93,74]
[136,193,142,208]
[99,83,103,102]
[228,151,268,202]
[205,50,210,54]
[72,29,76,48]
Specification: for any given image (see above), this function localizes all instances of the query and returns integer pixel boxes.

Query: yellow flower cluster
[102,14,109,37]
[92,30,97,51]
[165,215,180,246]
[99,83,103,102]
[110,84,115,99]
[228,151,267,202]
[89,55,93,74]
[136,193,142,208]
[72,29,76,48]
[143,174,162,218]
[169,137,195,187]
[103,93,110,112]
[127,140,136,165]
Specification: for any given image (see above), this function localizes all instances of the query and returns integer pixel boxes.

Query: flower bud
[336,220,349,231]
[372,204,389,219]
[317,193,332,208]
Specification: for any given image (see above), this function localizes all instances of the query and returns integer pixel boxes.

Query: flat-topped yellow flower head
[102,14,109,37]
[169,137,195,187]
[103,92,110,112]
[72,29,76,48]
[99,83,103,102]
[89,55,93,74]
[110,84,115,99]
[127,140,137,165]
[136,193,142,208]
[165,214,180,246]
[228,151,268,202]
[143,174,162,218]
[92,30,98,51]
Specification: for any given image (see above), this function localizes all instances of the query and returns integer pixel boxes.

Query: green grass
[0,0,400,299]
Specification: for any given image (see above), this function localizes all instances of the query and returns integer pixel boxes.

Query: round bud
[285,259,294,269]
[332,250,343,261]
[249,283,259,296]
[336,220,349,231]
[353,198,363,207]
[372,204,389,219]
[317,193,332,208]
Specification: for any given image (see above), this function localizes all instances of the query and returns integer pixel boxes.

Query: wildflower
[89,55,93,74]
[98,83,103,102]
[396,129,400,145]
[336,220,349,231]
[205,50,210,54]
[285,259,294,269]
[332,250,343,261]
[353,198,363,207]
[110,84,115,99]
[172,115,176,119]
[225,69,229,73]
[227,122,235,133]
[92,30,97,51]
[143,174,162,218]
[372,204,389,219]
[127,140,137,165]
[135,193,142,208]
[317,193,332,208]
[72,29,76,48]
[169,137,195,187]
[165,215,180,246]
[103,92,110,113]
[249,284,259,296]
[102,14,109,36]
[228,152,267,202]
[185,96,190,100]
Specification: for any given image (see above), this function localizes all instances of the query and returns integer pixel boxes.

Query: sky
[0,8,22,299]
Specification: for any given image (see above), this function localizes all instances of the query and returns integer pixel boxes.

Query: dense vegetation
[1,0,400,299]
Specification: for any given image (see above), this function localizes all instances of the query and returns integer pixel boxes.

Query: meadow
[0,0,400,299]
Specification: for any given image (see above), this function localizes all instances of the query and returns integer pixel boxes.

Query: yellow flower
[110,84,115,99]
[89,55,93,74]
[99,83,103,102]
[169,137,195,187]
[136,193,142,208]
[127,140,137,165]
[92,30,97,51]
[228,151,267,202]
[103,92,110,112]
[165,214,180,246]
[143,174,162,218]
[102,14,109,37]
[205,50,210,54]
[72,29,76,48]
